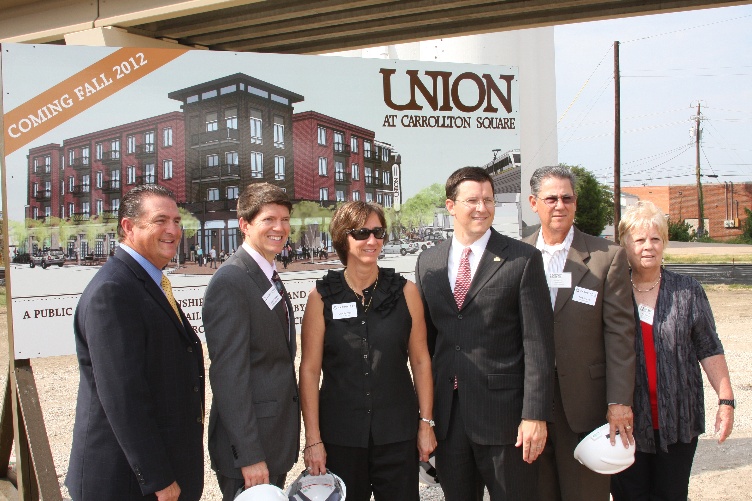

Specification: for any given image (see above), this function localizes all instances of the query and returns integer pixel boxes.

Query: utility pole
[613,41,621,243]
[694,102,704,237]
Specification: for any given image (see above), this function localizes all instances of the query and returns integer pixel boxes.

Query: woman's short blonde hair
[618,201,669,247]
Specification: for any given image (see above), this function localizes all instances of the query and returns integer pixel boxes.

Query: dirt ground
[1,285,750,500]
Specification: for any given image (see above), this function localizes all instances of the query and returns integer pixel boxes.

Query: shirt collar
[242,241,277,281]
[535,225,575,255]
[450,228,492,259]
[119,243,165,289]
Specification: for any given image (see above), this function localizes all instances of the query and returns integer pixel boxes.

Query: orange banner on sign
[3,47,187,156]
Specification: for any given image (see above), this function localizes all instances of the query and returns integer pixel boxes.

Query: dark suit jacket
[415,228,555,445]
[66,247,205,501]
[523,227,635,433]
[202,247,300,479]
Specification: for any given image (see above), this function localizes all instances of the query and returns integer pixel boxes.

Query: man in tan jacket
[523,165,636,501]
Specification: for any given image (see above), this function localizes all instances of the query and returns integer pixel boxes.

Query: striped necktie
[272,271,292,346]
[161,274,182,321]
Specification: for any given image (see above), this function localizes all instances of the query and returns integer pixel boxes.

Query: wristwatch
[419,417,435,427]
[719,399,735,409]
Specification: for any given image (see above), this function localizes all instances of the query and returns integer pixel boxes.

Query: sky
[554,4,752,189]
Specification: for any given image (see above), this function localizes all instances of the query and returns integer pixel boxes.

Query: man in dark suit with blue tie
[66,185,205,501]
[415,167,555,501]
[202,183,300,500]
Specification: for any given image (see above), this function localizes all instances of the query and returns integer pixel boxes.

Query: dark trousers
[611,430,698,501]
[435,393,539,501]
[216,472,286,501]
[537,377,611,501]
[324,437,418,501]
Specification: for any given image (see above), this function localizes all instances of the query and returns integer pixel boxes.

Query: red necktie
[454,247,472,308]
[453,247,472,391]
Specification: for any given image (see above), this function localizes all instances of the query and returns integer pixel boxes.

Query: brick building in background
[623,182,752,240]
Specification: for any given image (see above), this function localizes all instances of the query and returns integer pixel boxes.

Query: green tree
[398,183,446,231]
[8,220,30,251]
[740,207,752,244]
[289,201,333,248]
[567,165,613,237]
[178,208,201,239]
[667,218,692,242]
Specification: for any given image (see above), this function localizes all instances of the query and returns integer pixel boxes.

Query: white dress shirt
[535,226,575,308]
[448,229,492,292]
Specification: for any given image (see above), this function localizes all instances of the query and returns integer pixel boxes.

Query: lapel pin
[494,257,501,261]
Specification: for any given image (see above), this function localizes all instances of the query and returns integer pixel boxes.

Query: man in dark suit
[66,185,205,501]
[415,167,555,501]
[522,165,636,501]
[203,183,299,500]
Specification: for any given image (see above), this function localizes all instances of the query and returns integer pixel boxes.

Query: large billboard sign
[1,43,520,358]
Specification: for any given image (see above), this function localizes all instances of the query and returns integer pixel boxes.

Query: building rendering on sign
[25,73,398,255]
[26,112,186,255]
[292,111,394,207]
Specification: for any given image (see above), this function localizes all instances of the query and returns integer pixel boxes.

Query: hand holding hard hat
[573,423,636,474]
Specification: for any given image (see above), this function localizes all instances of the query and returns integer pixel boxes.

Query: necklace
[344,269,379,313]
[631,272,661,293]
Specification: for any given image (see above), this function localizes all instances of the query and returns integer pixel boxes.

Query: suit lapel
[432,239,458,311]
[114,248,194,342]
[236,248,292,346]
[555,228,590,314]
[462,229,507,309]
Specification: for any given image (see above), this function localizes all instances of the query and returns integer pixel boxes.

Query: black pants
[216,471,286,501]
[611,430,698,501]
[324,437,418,501]
[435,393,539,501]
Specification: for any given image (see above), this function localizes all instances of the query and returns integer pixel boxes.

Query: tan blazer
[523,227,635,433]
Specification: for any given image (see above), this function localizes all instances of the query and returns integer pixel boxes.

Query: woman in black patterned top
[299,201,436,501]
[612,201,734,501]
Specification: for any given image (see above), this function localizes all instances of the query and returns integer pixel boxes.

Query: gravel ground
[2,285,750,500]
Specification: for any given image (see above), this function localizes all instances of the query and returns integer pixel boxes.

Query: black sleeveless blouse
[316,268,419,448]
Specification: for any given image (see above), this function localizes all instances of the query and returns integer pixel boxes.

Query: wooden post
[695,102,705,237]
[613,40,621,244]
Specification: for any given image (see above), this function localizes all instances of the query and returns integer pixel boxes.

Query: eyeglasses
[346,227,387,240]
[537,195,576,207]
[456,198,495,209]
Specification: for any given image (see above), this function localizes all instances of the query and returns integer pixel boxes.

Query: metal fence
[663,264,752,285]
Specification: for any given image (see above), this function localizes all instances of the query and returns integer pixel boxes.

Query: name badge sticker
[638,304,655,325]
[332,302,358,319]
[547,272,572,288]
[262,285,282,310]
[572,286,598,306]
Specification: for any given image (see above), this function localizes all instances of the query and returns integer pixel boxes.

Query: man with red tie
[415,167,554,501]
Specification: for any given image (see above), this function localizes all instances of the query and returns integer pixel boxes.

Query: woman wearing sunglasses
[299,200,436,501]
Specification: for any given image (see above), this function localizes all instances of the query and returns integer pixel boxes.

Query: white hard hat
[419,454,440,486]
[234,483,288,501]
[287,469,346,501]
[573,423,636,474]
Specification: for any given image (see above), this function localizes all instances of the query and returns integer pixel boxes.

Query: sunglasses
[346,227,387,240]
[537,195,576,207]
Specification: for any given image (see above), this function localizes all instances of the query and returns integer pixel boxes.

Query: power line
[622,13,752,43]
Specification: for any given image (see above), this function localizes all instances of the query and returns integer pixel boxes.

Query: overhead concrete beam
[0,0,96,44]
[64,26,203,49]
